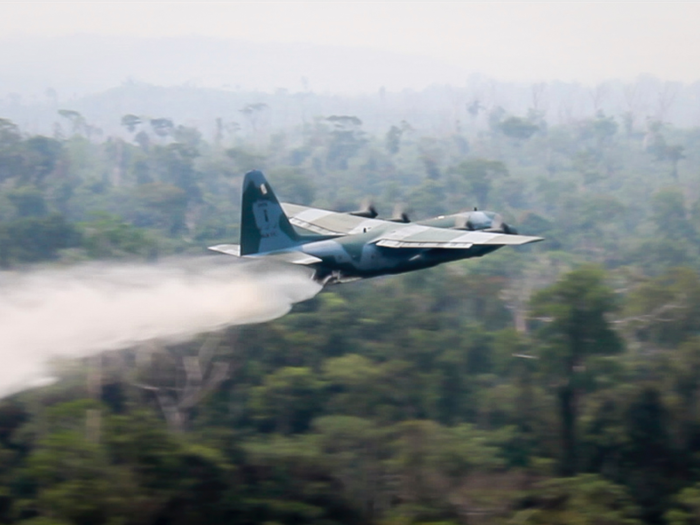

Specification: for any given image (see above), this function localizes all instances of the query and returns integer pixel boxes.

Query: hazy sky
[4,2,700,83]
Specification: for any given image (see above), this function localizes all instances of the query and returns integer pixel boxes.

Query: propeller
[349,198,378,219]
[483,214,519,234]
[454,211,518,234]
[484,213,505,232]
[454,214,473,230]
[389,204,411,223]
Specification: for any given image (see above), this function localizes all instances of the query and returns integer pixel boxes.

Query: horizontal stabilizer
[209,243,320,265]
[258,251,322,265]
[208,244,241,256]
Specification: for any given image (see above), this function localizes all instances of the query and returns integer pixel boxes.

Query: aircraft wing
[374,225,543,249]
[282,203,384,235]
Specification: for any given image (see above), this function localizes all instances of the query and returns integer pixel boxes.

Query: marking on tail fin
[253,201,282,239]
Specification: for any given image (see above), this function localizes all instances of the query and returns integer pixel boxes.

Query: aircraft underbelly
[302,238,503,280]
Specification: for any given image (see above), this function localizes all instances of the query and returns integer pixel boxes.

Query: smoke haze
[0,258,321,397]
[3,3,700,85]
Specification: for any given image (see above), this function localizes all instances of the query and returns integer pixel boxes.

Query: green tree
[21,136,63,187]
[449,159,509,209]
[268,166,316,205]
[666,483,700,525]
[242,434,362,525]
[623,268,700,349]
[322,354,381,418]
[132,181,189,233]
[311,416,388,520]
[518,474,641,525]
[57,110,85,136]
[499,116,539,140]
[249,367,325,434]
[652,188,696,242]
[0,214,81,267]
[0,118,23,183]
[387,420,506,522]
[120,114,142,133]
[7,186,48,218]
[80,213,157,259]
[325,115,367,171]
[531,265,623,475]
[150,117,174,137]
[385,125,403,155]
[622,387,677,524]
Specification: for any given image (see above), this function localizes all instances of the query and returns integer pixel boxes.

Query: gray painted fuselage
[255,221,501,282]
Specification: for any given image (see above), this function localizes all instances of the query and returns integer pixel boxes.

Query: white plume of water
[0,257,322,397]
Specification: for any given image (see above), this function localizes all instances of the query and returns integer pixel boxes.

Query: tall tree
[531,265,623,475]
[449,159,508,209]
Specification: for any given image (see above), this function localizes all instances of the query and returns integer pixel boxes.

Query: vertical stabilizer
[240,171,301,255]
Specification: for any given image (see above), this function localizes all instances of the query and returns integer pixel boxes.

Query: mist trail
[0,257,322,397]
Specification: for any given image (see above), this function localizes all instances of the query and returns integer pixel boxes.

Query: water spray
[0,257,321,397]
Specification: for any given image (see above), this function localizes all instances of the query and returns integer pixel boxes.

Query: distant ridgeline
[0,36,697,136]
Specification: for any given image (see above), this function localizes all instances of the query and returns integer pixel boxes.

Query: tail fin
[240,170,301,255]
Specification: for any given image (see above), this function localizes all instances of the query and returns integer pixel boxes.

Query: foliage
[499,116,539,140]
[0,96,699,524]
[449,159,509,209]
[519,474,642,525]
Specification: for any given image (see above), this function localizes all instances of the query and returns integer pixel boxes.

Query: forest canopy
[0,81,699,525]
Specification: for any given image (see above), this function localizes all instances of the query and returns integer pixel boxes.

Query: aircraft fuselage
[260,223,502,282]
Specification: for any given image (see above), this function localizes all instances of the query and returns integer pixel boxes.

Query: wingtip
[518,235,545,245]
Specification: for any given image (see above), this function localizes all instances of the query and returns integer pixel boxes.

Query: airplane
[209,170,543,284]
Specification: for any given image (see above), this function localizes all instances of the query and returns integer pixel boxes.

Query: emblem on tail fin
[240,171,301,255]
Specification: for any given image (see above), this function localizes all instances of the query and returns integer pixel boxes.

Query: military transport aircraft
[209,171,543,284]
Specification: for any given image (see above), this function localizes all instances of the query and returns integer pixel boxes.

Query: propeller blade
[454,214,473,230]
[488,214,504,231]
[390,204,410,223]
[349,198,378,219]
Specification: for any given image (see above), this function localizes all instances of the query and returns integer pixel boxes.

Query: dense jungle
[1,81,700,525]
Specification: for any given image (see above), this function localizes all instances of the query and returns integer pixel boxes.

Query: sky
[3,2,700,84]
